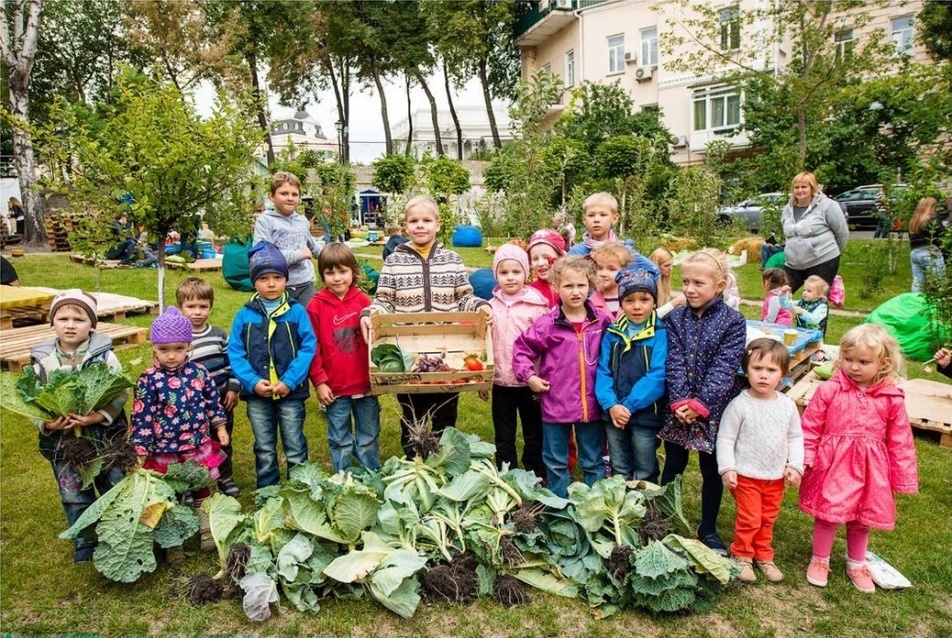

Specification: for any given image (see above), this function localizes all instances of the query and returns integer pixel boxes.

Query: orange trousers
[729,475,785,560]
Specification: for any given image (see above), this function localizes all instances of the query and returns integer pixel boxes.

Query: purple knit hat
[493,243,530,278]
[150,307,193,344]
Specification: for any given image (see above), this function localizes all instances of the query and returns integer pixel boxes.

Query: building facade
[265,108,339,162]
[391,105,513,160]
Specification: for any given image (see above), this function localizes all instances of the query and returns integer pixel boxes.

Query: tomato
[463,355,483,371]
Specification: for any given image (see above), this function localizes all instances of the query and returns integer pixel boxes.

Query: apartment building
[516,0,929,165]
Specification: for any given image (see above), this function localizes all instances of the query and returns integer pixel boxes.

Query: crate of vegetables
[368,311,494,395]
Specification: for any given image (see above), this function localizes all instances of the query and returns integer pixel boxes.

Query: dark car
[833,184,907,229]
[718,192,783,232]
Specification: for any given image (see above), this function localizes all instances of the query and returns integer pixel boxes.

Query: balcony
[515,0,581,46]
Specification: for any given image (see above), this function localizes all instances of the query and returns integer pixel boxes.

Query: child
[307,243,381,472]
[661,248,747,555]
[131,307,229,551]
[360,196,491,457]
[716,338,804,583]
[254,171,324,305]
[526,228,566,308]
[649,247,686,318]
[489,244,550,478]
[934,347,952,379]
[229,241,317,487]
[799,324,918,592]
[569,192,623,257]
[761,268,793,326]
[784,275,830,334]
[382,222,408,261]
[512,255,612,497]
[590,242,632,320]
[595,267,667,483]
[554,210,576,248]
[31,290,128,563]
[176,277,241,497]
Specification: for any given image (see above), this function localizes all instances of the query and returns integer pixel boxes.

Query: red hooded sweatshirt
[306,285,372,396]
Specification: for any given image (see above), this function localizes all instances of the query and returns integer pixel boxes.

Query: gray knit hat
[150,307,193,344]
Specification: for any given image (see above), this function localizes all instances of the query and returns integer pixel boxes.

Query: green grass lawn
[1,249,950,638]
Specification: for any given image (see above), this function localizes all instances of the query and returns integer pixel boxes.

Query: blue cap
[616,266,658,301]
[249,241,289,282]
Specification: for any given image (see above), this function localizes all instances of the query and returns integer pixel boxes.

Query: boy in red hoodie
[307,243,380,471]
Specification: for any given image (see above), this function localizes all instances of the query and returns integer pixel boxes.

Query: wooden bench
[0,322,148,372]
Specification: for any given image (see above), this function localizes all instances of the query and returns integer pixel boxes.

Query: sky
[193,69,504,164]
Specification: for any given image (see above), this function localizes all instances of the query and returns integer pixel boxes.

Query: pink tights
[812,518,870,563]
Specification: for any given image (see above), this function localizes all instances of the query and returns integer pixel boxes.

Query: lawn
[1,245,950,638]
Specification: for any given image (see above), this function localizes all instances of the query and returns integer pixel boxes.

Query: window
[693,85,742,132]
[565,50,575,86]
[834,28,854,63]
[719,6,740,51]
[891,16,914,56]
[607,34,625,74]
[541,63,551,74]
[642,103,660,113]
[640,27,658,67]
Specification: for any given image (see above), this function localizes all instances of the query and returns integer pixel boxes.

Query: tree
[38,71,259,309]
[1,0,46,245]
[312,162,356,241]
[919,0,952,61]
[372,154,415,195]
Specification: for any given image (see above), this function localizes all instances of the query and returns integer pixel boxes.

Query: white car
[718,192,784,232]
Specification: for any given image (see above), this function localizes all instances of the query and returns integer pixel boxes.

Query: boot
[192,499,215,553]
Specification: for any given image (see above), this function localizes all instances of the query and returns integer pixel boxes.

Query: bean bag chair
[452,225,483,248]
[469,268,496,301]
[222,239,254,292]
[865,293,944,362]
[765,251,786,269]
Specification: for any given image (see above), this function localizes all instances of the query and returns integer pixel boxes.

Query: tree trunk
[405,74,413,157]
[414,70,443,157]
[157,240,167,313]
[478,57,501,149]
[443,62,463,160]
[797,102,807,170]
[247,52,275,166]
[341,59,351,164]
[371,56,393,155]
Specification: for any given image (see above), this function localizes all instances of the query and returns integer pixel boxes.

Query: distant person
[933,347,952,380]
[8,197,24,236]
[907,197,946,293]
[105,212,137,265]
[381,223,408,261]
[553,210,576,248]
[1,255,19,286]
[781,172,848,293]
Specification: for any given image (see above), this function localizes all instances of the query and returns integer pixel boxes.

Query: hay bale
[660,237,698,253]
[729,238,765,262]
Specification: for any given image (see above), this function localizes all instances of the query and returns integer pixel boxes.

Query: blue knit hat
[616,266,658,302]
[249,241,289,282]
[151,307,193,344]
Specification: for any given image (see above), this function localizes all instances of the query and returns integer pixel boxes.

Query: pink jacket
[490,286,550,387]
[798,369,918,530]
[761,288,793,326]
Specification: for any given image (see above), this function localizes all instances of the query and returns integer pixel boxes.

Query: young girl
[761,268,792,326]
[785,275,830,334]
[360,196,491,457]
[489,243,550,478]
[132,307,229,552]
[717,338,803,583]
[799,324,918,592]
[308,243,380,472]
[31,290,128,564]
[661,248,747,555]
[526,229,566,308]
[512,255,612,497]
[590,242,632,320]
[649,247,685,318]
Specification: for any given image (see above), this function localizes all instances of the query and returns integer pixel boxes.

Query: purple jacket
[512,300,612,424]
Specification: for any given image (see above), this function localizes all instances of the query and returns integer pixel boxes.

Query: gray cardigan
[781,193,849,270]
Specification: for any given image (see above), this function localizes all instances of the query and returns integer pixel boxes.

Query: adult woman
[8,197,25,236]
[781,172,849,292]
[907,197,945,293]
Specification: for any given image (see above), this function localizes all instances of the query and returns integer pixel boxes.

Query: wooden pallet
[0,306,49,329]
[166,258,222,272]
[0,322,148,372]
[69,254,124,269]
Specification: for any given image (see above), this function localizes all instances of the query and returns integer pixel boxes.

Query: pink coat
[490,286,550,387]
[798,369,919,530]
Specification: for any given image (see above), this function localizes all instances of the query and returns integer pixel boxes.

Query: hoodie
[253,209,324,288]
[306,285,372,396]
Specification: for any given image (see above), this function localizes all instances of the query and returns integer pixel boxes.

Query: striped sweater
[190,324,240,395]
[364,242,488,315]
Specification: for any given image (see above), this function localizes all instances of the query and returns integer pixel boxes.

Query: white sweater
[716,390,804,479]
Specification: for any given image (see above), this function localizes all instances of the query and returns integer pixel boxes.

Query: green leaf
[640,475,692,536]
[427,427,472,476]
[322,532,393,583]
[662,534,733,585]
[332,486,381,542]
[204,493,248,565]
[511,567,578,598]
[277,533,315,582]
[152,503,198,548]
[162,461,212,494]
[0,372,55,420]
[633,540,689,579]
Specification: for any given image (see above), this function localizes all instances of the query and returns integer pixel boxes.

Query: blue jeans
[542,421,605,498]
[604,421,660,483]
[325,395,381,472]
[910,247,945,293]
[246,398,309,487]
[49,458,125,551]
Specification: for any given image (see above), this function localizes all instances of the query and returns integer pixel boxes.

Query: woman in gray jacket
[781,172,849,292]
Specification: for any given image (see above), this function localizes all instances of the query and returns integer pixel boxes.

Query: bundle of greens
[370,345,413,373]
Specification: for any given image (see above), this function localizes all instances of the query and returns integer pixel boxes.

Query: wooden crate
[788,372,952,447]
[369,311,493,395]
[0,322,148,372]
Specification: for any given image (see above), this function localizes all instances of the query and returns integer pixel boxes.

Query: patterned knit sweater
[365,242,488,315]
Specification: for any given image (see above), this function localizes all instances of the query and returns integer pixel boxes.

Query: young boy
[589,242,633,320]
[254,171,324,305]
[569,192,624,258]
[595,268,667,483]
[360,195,492,457]
[307,243,381,472]
[30,290,127,563]
[176,277,242,496]
[382,222,408,261]
[228,241,317,488]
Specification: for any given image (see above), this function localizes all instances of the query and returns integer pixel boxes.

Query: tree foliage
[372,154,415,195]
[919,0,952,61]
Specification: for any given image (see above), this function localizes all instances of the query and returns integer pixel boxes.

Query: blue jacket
[228,293,317,401]
[595,311,667,428]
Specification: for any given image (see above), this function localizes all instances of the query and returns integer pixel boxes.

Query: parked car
[833,184,908,229]
[718,192,783,232]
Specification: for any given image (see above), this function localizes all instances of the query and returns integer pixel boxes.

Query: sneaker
[755,559,784,583]
[733,556,756,583]
[73,544,96,564]
[183,492,194,506]
[697,528,728,556]
[218,477,241,498]
[846,564,876,593]
[806,557,831,587]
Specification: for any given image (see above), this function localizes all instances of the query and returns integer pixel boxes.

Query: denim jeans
[604,421,660,483]
[325,395,381,472]
[542,421,605,498]
[246,398,309,487]
[49,458,125,550]
[910,247,945,293]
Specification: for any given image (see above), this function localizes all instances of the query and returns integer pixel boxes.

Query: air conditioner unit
[554,0,573,10]
[624,52,637,64]
[669,134,688,148]
[634,66,654,81]
[538,0,551,13]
